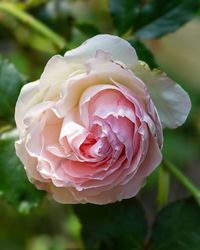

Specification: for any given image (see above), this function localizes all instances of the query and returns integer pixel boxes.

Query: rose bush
[15,35,191,204]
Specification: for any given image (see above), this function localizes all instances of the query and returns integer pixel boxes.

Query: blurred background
[0,0,200,249]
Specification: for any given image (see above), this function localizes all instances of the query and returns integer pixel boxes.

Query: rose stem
[163,161,200,206]
[0,2,66,50]
[157,164,170,210]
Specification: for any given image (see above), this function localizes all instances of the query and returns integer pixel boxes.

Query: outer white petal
[15,139,44,182]
[40,55,85,90]
[50,186,80,204]
[133,63,191,128]
[15,80,40,134]
[64,34,138,68]
[67,176,145,204]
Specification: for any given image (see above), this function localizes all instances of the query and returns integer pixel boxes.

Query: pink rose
[15,35,191,204]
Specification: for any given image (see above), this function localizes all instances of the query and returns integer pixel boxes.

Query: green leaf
[149,198,200,250]
[109,0,199,38]
[136,0,199,39]
[0,131,45,214]
[129,40,157,68]
[0,56,25,125]
[109,0,139,35]
[75,22,100,37]
[74,198,148,250]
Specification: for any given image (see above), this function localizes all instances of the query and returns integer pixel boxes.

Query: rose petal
[136,133,162,177]
[64,34,138,68]
[15,80,40,134]
[69,175,145,204]
[56,58,148,120]
[50,185,80,204]
[15,139,44,182]
[133,63,191,128]
[41,55,84,84]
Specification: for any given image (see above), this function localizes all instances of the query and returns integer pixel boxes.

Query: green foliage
[74,198,200,250]
[163,128,200,166]
[0,132,45,214]
[0,2,66,50]
[149,198,200,250]
[109,0,139,35]
[29,0,73,41]
[109,0,199,38]
[0,56,25,125]
[129,39,157,68]
[136,0,199,39]
[74,198,148,250]
[0,200,81,250]
[75,22,100,37]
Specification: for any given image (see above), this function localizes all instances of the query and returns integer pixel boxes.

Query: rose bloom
[15,35,191,204]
